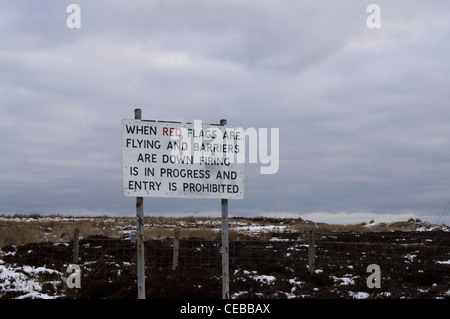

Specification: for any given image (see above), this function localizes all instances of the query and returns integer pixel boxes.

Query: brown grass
[0,214,446,248]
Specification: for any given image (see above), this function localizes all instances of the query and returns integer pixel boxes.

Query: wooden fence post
[73,228,79,264]
[173,228,180,270]
[308,230,315,273]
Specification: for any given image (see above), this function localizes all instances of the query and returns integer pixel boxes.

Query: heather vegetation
[1,214,447,247]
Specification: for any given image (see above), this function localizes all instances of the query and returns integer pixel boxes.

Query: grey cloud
[1,1,450,224]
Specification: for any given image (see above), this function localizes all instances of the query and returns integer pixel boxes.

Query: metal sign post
[221,198,230,299]
[134,108,145,299]
[122,112,244,299]
[220,119,230,299]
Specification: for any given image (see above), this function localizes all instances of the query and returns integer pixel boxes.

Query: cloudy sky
[1,0,450,224]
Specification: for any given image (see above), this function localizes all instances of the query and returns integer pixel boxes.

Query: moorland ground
[1,215,449,299]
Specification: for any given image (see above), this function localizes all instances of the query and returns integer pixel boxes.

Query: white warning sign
[122,119,244,199]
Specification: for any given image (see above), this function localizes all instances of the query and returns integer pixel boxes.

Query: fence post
[308,230,315,273]
[173,228,180,270]
[73,228,79,264]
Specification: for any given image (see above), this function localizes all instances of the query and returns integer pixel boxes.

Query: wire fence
[2,231,450,299]
[2,232,448,278]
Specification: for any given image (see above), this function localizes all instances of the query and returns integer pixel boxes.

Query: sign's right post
[220,118,230,299]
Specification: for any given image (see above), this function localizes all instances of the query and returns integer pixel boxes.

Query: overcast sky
[1,1,450,224]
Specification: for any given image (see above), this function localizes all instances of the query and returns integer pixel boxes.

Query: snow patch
[251,275,276,285]
[332,275,356,286]
[348,291,370,299]
[0,260,63,299]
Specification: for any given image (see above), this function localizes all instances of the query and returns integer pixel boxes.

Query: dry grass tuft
[1,214,447,248]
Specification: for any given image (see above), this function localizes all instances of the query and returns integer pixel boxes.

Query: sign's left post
[134,108,145,299]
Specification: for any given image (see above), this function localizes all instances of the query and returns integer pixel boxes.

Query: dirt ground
[1,230,449,299]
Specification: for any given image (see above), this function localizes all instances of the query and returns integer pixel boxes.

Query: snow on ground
[331,275,357,286]
[348,291,370,299]
[251,274,276,285]
[0,258,63,299]
[232,225,288,235]
[1,216,449,299]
